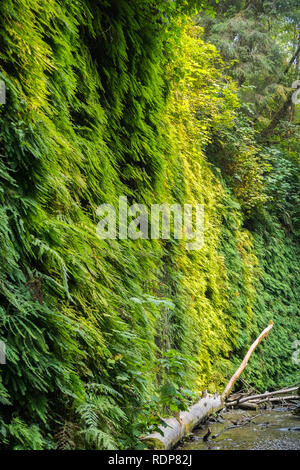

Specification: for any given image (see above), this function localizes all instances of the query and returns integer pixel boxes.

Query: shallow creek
[178,407,300,450]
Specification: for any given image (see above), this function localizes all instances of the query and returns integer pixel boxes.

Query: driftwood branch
[235,395,298,410]
[237,402,258,410]
[256,395,298,404]
[222,322,274,400]
[226,386,298,407]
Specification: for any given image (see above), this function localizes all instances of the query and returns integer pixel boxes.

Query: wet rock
[292,404,300,415]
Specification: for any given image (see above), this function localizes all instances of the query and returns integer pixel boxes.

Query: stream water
[178,407,300,450]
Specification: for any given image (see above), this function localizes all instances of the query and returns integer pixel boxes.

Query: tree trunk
[260,92,294,139]
[222,322,274,400]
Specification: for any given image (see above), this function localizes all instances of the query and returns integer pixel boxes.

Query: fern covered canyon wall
[0,0,299,450]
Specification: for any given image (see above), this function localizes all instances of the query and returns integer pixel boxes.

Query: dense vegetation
[0,0,299,450]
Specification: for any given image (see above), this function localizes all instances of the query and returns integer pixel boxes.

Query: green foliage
[200,0,300,391]
[76,383,127,450]
[207,113,272,211]
[158,350,198,413]
[242,213,300,390]
[261,146,300,231]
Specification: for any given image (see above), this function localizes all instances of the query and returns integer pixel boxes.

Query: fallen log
[142,394,223,450]
[236,402,258,410]
[222,321,274,400]
[256,395,298,405]
[226,386,298,407]
[142,322,274,449]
